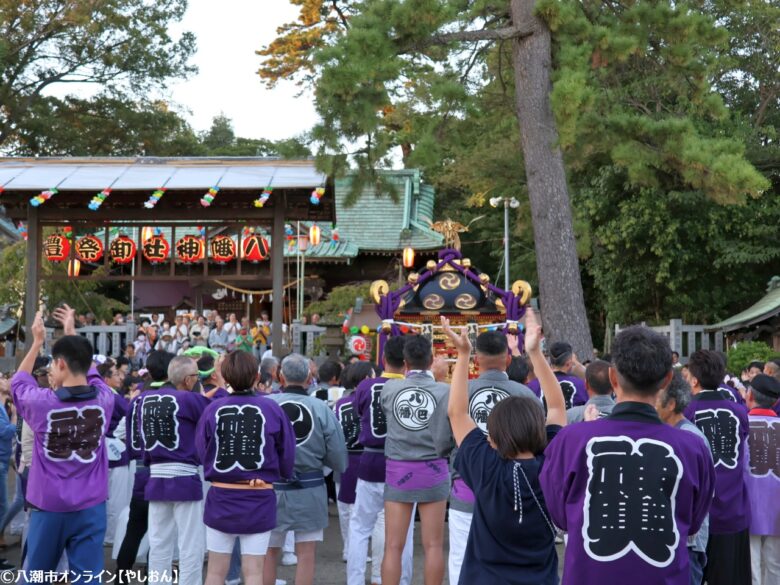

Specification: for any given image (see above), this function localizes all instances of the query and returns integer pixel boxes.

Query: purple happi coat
[107,391,129,469]
[528,372,588,409]
[334,391,363,504]
[126,385,167,501]
[140,386,209,501]
[354,375,401,483]
[746,409,780,536]
[196,392,295,534]
[12,368,116,512]
[540,402,715,585]
[684,388,751,534]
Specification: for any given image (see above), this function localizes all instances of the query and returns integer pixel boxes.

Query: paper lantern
[402,247,415,268]
[142,235,170,264]
[175,235,205,264]
[210,235,236,263]
[67,259,81,277]
[44,233,70,263]
[74,235,104,263]
[241,234,269,263]
[298,235,309,252]
[109,235,136,265]
[141,227,154,242]
[309,224,321,246]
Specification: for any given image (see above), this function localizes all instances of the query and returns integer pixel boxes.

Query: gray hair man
[264,353,347,585]
[141,354,209,585]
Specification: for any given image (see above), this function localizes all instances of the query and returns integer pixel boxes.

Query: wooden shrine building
[0,156,335,352]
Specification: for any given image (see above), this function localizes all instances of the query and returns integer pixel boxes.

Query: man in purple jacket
[540,326,715,585]
[12,306,115,578]
[142,355,209,585]
[684,350,752,585]
[528,341,588,409]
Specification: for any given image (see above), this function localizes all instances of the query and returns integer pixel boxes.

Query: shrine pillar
[271,195,285,355]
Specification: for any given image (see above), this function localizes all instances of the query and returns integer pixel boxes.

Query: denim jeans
[0,469,23,533]
[0,460,9,535]
[689,548,706,585]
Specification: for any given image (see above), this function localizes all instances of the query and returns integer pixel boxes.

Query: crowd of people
[0,302,778,585]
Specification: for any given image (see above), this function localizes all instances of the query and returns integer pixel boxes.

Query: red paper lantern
[74,235,104,263]
[242,234,269,263]
[109,235,136,265]
[142,234,170,264]
[44,233,70,263]
[176,235,204,264]
[210,235,236,263]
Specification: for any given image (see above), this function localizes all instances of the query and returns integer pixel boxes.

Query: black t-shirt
[454,425,560,585]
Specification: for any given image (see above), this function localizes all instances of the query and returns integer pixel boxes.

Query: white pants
[337,501,352,559]
[751,534,780,585]
[346,479,413,585]
[106,464,134,544]
[148,500,205,585]
[448,509,472,585]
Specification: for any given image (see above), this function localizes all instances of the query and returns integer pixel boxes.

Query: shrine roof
[0,157,334,222]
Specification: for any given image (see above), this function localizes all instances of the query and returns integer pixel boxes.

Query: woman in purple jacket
[196,351,296,585]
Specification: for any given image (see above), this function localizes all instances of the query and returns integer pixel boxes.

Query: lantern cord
[213,279,299,296]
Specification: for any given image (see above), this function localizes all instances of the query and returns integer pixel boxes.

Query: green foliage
[198,115,312,158]
[305,282,372,323]
[0,0,196,151]
[727,341,780,376]
[13,95,201,157]
[0,241,128,323]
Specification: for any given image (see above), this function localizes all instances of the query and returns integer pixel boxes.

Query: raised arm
[524,309,566,428]
[442,316,476,446]
[18,311,46,375]
[52,304,77,336]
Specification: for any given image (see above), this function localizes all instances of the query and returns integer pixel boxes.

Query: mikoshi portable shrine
[0,157,335,352]
[370,246,533,378]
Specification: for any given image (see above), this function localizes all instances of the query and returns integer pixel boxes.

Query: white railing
[614,319,723,364]
[76,324,138,358]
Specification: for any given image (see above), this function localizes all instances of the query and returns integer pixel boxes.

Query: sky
[167,0,320,140]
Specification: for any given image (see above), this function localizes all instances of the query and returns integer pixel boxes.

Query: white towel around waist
[150,462,199,478]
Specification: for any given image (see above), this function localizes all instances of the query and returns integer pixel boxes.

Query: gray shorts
[384,479,449,503]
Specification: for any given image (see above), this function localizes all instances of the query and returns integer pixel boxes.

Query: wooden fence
[614,319,723,364]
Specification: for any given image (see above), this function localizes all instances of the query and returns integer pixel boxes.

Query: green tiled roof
[334,171,443,252]
[707,279,780,332]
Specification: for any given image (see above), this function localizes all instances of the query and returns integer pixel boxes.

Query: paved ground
[0,503,565,584]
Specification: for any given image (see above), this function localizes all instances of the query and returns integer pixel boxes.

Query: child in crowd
[442,309,564,584]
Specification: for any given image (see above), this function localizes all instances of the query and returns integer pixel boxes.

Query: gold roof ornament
[427,216,484,251]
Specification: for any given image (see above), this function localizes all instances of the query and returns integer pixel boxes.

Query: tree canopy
[0,0,196,152]
[259,0,778,348]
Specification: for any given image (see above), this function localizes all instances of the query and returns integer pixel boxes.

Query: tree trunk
[509,0,594,359]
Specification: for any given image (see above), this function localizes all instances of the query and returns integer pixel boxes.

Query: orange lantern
[175,235,205,264]
[74,235,104,263]
[142,234,170,264]
[309,224,321,246]
[210,235,236,263]
[402,246,415,268]
[242,234,269,263]
[44,233,70,263]
[109,235,136,265]
[67,259,81,277]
